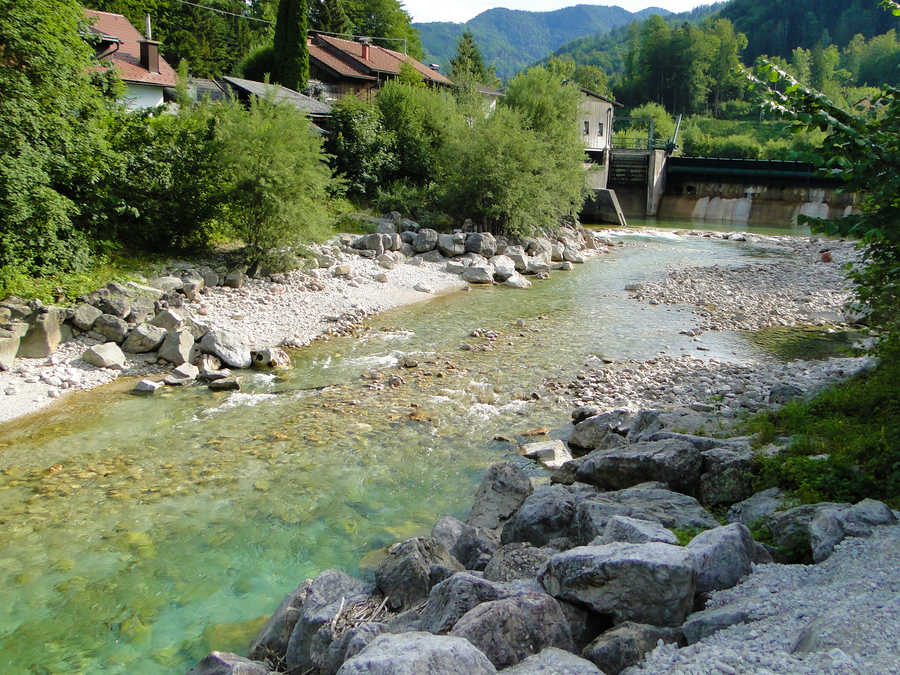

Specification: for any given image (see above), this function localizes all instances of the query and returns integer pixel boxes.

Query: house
[84,9,176,110]
[307,33,454,101]
[580,88,622,190]
[219,76,332,131]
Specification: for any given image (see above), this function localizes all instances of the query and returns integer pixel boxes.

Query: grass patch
[743,355,900,508]
[672,526,706,546]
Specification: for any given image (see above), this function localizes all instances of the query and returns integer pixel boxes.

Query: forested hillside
[415,5,669,81]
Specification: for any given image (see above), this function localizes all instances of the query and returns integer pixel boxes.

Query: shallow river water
[0,230,804,672]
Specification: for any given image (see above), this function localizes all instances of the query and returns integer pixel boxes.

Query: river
[0,224,815,672]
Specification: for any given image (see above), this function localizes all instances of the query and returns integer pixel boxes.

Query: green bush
[626,102,676,142]
[236,44,276,82]
[325,96,396,200]
[709,133,762,159]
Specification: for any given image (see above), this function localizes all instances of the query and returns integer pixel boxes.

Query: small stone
[209,376,241,391]
[132,379,164,394]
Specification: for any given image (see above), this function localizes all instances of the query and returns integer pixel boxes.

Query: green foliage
[626,102,676,141]
[0,0,119,279]
[345,0,424,60]
[237,44,276,81]
[309,0,352,34]
[744,357,900,508]
[450,31,489,84]
[325,96,396,199]
[216,96,336,266]
[272,0,309,90]
[672,526,706,546]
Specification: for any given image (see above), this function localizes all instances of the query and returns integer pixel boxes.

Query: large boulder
[767,502,849,562]
[685,523,755,594]
[414,229,439,253]
[681,605,749,645]
[489,255,516,282]
[449,593,575,669]
[321,622,388,675]
[149,309,184,333]
[438,233,467,257]
[484,543,552,583]
[355,233,385,255]
[285,569,371,670]
[98,294,130,319]
[186,651,268,675]
[501,485,576,548]
[699,447,756,506]
[249,581,310,661]
[375,537,462,611]
[158,329,195,366]
[126,296,156,324]
[466,463,533,531]
[71,303,103,331]
[0,330,19,371]
[503,647,600,674]
[574,438,702,494]
[462,264,495,284]
[808,499,896,563]
[538,542,697,626]
[81,342,126,370]
[336,632,496,675]
[568,410,632,452]
[581,622,681,674]
[466,233,497,258]
[419,572,510,634]
[454,524,500,570]
[18,309,62,357]
[92,313,128,344]
[149,275,183,293]
[251,347,292,370]
[505,246,529,272]
[521,440,573,470]
[431,516,466,556]
[727,487,787,527]
[199,329,251,369]
[121,324,166,354]
[596,515,678,546]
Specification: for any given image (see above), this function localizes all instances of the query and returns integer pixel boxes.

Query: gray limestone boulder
[582,622,681,674]
[699,447,756,506]
[199,329,251,369]
[71,303,103,331]
[767,502,849,563]
[463,264,495,284]
[18,309,62,357]
[445,260,468,275]
[414,229,439,253]
[569,410,632,452]
[251,347,292,370]
[466,233,497,258]
[681,605,749,645]
[149,276,183,293]
[525,259,551,275]
[81,342,126,370]
[415,249,445,263]
[0,330,19,371]
[285,570,371,670]
[431,516,466,556]
[501,485,576,548]
[186,651,268,675]
[809,498,896,563]
[121,324,166,354]
[686,523,755,594]
[419,572,510,634]
[489,255,516,281]
[563,247,585,264]
[158,329,195,366]
[336,632,496,674]
[466,462,533,531]
[503,273,532,289]
[769,383,805,405]
[249,581,310,661]
[521,440,572,470]
[505,246,529,272]
[375,537,463,611]
[150,309,184,332]
[483,543,552,583]
[538,542,697,626]
[92,314,128,344]
[454,524,500,570]
[503,647,600,674]
[126,296,156,324]
[438,233,467,257]
[355,233,385,255]
[727,487,787,527]
[596,515,678,546]
[321,622,388,675]
[449,593,574,669]
[132,379,163,394]
[98,294,130,318]
[574,438,703,494]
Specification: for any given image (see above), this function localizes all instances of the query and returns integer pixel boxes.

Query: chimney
[360,37,371,61]
[139,13,160,73]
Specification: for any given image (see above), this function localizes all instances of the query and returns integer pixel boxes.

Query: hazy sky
[404,1,719,24]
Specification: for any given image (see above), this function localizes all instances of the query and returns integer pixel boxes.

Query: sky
[403,1,720,24]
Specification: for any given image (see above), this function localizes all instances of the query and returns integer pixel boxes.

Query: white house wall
[582,98,613,151]
[123,83,165,110]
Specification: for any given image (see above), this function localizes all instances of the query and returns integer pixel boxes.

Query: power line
[175,0,273,24]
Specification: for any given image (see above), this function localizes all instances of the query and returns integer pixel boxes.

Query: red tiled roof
[84,9,177,88]
[307,39,376,81]
[313,34,453,86]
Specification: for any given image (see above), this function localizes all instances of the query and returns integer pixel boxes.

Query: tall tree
[272,0,309,90]
[451,31,487,82]
[345,0,424,59]
[309,0,352,34]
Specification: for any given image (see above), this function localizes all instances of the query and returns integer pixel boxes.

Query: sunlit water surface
[0,230,815,672]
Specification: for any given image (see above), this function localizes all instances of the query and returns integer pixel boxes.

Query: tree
[325,97,395,198]
[345,0,424,59]
[272,0,309,90]
[217,95,335,266]
[0,0,119,279]
[451,31,488,82]
[309,0,352,34]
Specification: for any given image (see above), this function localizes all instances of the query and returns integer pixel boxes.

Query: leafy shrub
[325,96,396,200]
[236,44,276,82]
[626,102,676,141]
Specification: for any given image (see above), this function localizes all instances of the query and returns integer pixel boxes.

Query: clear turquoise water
[0,232,795,673]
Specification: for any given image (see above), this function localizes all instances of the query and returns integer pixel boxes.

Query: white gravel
[625,523,900,675]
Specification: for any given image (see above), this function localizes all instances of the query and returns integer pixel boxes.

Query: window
[598,122,604,137]
[583,120,589,135]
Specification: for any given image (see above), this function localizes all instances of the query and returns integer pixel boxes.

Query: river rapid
[0,226,824,673]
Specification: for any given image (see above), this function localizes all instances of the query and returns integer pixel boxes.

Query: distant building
[307,33,454,101]
[84,9,176,110]
[580,88,621,190]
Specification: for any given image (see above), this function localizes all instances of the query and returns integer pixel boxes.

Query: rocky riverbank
[0,217,607,425]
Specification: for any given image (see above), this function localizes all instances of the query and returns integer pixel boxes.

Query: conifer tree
[310,0,352,35]
[451,31,488,82]
[272,0,309,90]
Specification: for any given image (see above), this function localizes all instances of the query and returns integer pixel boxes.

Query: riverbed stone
[727,487,787,527]
[569,410,632,451]
[463,264,495,284]
[454,524,500,570]
[321,622,388,675]
[92,314,129,344]
[158,329,195,366]
[82,342,126,370]
[538,542,697,626]
[200,329,251,369]
[414,229,439,253]
[284,570,371,670]
[681,605,749,645]
[419,572,509,634]
[521,440,572,470]
[574,438,703,494]
[767,502,849,563]
[809,499,897,563]
[186,651,268,675]
[504,647,601,674]
[582,622,680,673]
[431,516,466,556]
[466,462,533,531]
[0,330,19,371]
[484,543,552,582]
[375,537,462,611]
[449,593,575,669]
[149,275,184,293]
[501,485,576,548]
[438,233,466,257]
[150,309,184,332]
[122,324,167,354]
[336,632,496,675]
[505,246,529,272]
[504,272,532,289]
[466,233,497,258]
[71,303,103,331]
[132,379,164,394]
[127,296,157,324]
[686,523,755,594]
[596,515,678,546]
[18,309,62,357]
[251,347,291,370]
[208,376,241,391]
[768,382,805,405]
[98,294,130,319]
[490,255,516,281]
[699,446,756,506]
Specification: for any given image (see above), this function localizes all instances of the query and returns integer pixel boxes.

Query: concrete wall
[659,182,855,225]
[122,83,165,110]
[646,149,667,216]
